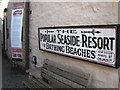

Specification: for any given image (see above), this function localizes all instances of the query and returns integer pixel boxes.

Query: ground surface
[2,55,28,88]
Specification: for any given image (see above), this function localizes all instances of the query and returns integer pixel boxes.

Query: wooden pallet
[23,59,91,89]
[23,77,52,88]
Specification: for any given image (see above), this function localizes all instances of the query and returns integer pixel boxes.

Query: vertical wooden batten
[22,1,30,70]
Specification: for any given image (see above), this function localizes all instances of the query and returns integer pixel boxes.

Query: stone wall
[0,18,2,48]
[0,18,2,90]
[6,2,27,68]
[6,2,12,59]
[29,2,119,88]
[0,18,2,35]
[5,1,120,88]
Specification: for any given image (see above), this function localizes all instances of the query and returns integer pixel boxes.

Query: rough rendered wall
[0,18,2,35]
[29,2,119,88]
[6,2,26,68]
[0,18,2,47]
[6,2,12,59]
[0,18,2,90]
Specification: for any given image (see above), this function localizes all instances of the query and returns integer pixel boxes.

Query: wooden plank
[31,78,46,88]
[35,78,53,88]
[43,64,88,87]
[42,73,73,88]
[27,79,41,88]
[41,68,84,88]
[44,59,90,79]
[24,2,30,69]
[23,80,35,88]
[26,67,41,73]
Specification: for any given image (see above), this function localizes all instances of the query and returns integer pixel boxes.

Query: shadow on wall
[0,18,2,50]
[0,17,2,90]
[0,18,2,30]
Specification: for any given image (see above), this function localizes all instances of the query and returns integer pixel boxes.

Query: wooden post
[23,2,30,69]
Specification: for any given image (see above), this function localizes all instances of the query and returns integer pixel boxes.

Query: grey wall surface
[29,2,119,88]
[0,18,2,90]
[5,2,120,88]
